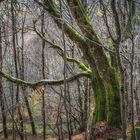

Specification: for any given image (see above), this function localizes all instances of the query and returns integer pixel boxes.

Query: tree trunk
[89,67,121,139]
[20,8,37,136]
[92,66,121,127]
[41,0,122,130]
[0,24,8,139]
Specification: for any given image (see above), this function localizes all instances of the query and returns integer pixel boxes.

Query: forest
[0,0,140,140]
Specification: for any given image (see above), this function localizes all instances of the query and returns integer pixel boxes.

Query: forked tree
[0,0,137,139]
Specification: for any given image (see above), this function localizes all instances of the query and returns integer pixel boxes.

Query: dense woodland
[0,0,140,139]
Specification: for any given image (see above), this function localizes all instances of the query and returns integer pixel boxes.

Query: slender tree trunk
[0,21,8,139]
[130,36,136,140]
[11,1,24,138]
[41,7,46,140]
[20,10,37,136]
[59,1,72,139]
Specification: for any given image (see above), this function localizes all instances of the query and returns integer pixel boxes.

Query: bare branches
[99,0,115,42]
[33,23,91,73]
[34,0,85,44]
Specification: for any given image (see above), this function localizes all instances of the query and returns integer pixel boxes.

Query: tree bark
[0,22,8,139]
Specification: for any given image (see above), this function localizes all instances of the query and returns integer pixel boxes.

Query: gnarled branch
[0,70,91,88]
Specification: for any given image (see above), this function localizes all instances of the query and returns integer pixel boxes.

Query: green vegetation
[131,127,140,140]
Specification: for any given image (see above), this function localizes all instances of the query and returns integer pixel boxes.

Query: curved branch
[34,24,79,63]
[33,24,92,73]
[0,70,91,88]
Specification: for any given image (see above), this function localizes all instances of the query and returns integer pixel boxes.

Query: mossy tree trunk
[1,0,123,132]
[91,66,121,128]
[41,0,122,128]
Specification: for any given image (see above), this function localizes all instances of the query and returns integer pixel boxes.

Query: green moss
[4,72,11,79]
[79,63,91,73]
[92,73,107,123]
[105,68,121,128]
[76,0,101,43]
[64,24,82,43]
[108,39,119,68]
[108,39,115,51]
[91,67,121,128]
[131,127,140,140]
[76,0,92,26]
[44,0,59,17]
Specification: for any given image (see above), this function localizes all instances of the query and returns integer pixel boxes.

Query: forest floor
[0,131,124,140]
[0,132,85,140]
[0,121,125,140]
